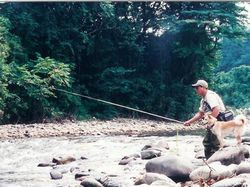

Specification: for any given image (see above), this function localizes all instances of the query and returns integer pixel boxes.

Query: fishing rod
[53,88,184,124]
[54,87,184,156]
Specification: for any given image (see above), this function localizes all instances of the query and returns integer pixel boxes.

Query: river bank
[1,118,250,187]
[0,118,204,140]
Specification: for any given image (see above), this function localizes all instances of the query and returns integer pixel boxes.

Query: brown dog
[203,114,247,148]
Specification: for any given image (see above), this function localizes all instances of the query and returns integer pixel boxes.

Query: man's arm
[210,106,220,118]
[184,111,204,126]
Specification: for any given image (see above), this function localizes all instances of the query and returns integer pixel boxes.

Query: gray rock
[207,145,248,165]
[134,172,176,186]
[210,177,247,187]
[141,149,161,159]
[80,177,104,187]
[189,162,237,181]
[100,176,123,187]
[37,162,56,167]
[50,170,63,180]
[155,140,170,150]
[195,150,205,159]
[119,154,138,165]
[52,156,76,165]
[145,155,194,182]
[236,161,250,175]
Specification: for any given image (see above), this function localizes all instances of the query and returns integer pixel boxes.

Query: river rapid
[0,135,204,187]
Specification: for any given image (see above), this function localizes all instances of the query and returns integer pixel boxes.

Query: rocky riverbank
[1,118,250,187]
[0,118,204,140]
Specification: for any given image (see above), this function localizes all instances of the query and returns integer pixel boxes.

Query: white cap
[192,80,208,89]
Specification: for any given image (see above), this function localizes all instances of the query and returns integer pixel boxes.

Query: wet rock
[75,172,90,179]
[37,162,56,167]
[100,176,123,187]
[207,146,248,165]
[119,156,136,165]
[145,155,194,182]
[50,170,63,180]
[134,172,176,185]
[195,150,205,159]
[52,156,76,165]
[242,137,250,143]
[80,177,104,187]
[80,156,88,160]
[155,140,169,150]
[141,149,161,159]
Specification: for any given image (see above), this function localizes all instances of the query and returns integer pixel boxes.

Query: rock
[195,150,205,159]
[100,176,123,187]
[210,177,247,187]
[118,156,135,165]
[189,162,237,181]
[80,156,88,160]
[141,149,161,159]
[52,156,76,165]
[207,146,248,165]
[156,140,170,150]
[50,170,63,180]
[134,172,176,186]
[75,172,90,179]
[145,155,194,182]
[236,173,250,184]
[242,137,250,143]
[80,177,104,187]
[37,162,56,167]
[151,180,178,187]
[236,161,250,175]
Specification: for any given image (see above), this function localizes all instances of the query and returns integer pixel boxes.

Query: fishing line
[53,88,184,155]
[54,88,184,124]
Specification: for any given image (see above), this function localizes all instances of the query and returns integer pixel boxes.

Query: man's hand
[184,120,191,126]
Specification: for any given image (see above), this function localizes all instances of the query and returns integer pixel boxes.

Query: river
[0,134,204,187]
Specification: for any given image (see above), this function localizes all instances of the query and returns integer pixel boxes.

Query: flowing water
[0,134,211,187]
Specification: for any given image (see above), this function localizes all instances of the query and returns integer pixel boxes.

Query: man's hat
[192,80,208,88]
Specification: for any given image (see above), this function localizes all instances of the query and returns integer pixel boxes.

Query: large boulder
[207,146,248,165]
[145,155,194,182]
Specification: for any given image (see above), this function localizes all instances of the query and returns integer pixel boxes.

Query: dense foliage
[217,37,250,72]
[214,65,250,109]
[0,2,249,124]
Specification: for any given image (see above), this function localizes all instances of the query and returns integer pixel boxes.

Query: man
[184,79,228,159]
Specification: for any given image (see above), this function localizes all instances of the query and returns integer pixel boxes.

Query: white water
[0,135,205,187]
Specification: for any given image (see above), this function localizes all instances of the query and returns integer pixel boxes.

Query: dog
[203,114,247,148]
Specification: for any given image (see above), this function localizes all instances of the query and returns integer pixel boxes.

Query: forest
[0,2,249,124]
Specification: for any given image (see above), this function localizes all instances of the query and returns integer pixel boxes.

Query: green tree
[214,65,250,108]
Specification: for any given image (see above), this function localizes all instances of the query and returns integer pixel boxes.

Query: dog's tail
[235,114,247,125]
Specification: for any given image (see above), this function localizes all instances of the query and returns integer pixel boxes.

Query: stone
[145,155,194,182]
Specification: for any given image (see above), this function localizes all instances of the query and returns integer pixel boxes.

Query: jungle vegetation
[0,2,249,124]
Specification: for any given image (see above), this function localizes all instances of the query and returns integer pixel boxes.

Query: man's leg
[203,129,220,159]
